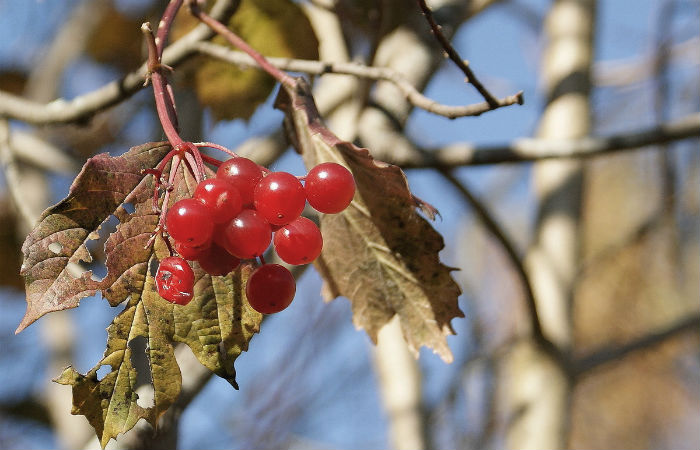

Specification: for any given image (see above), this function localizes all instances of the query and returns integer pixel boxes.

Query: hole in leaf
[128,336,155,408]
[96,364,111,381]
[122,202,135,214]
[66,262,88,279]
[48,242,63,254]
[85,215,121,282]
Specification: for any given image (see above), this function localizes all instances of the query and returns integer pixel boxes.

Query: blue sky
[0,0,697,448]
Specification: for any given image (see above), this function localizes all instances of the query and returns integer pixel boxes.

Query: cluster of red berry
[154,156,355,314]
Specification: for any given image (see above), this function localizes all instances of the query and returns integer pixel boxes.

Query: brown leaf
[173,0,319,121]
[19,142,262,446]
[275,81,463,362]
[86,5,149,71]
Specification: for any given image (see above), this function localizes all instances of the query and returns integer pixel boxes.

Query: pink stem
[156,0,185,58]
[142,23,184,148]
[200,153,224,167]
[195,141,238,158]
[189,4,297,89]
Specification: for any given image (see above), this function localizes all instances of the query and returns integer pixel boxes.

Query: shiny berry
[246,264,296,314]
[305,162,355,213]
[273,217,323,265]
[217,157,264,206]
[174,240,210,261]
[155,256,195,305]
[193,178,242,224]
[197,243,240,276]
[166,198,214,247]
[254,172,306,225]
[222,209,272,259]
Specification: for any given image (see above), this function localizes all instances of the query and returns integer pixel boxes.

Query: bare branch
[574,313,700,376]
[398,113,700,168]
[9,131,80,174]
[0,0,239,125]
[437,170,549,348]
[193,41,523,118]
[416,0,500,107]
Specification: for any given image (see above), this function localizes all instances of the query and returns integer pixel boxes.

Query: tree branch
[438,170,548,347]
[398,112,700,168]
[193,41,523,119]
[0,0,239,125]
[416,0,500,108]
[574,313,700,376]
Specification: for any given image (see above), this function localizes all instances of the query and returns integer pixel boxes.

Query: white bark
[505,1,595,449]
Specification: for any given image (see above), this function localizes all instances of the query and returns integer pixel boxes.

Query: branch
[574,313,700,376]
[416,0,500,108]
[438,170,549,348]
[398,113,700,168]
[193,41,523,118]
[0,0,239,125]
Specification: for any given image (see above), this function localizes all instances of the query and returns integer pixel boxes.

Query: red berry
[254,172,306,225]
[246,264,296,314]
[197,243,240,276]
[273,217,323,265]
[216,157,264,206]
[305,162,355,213]
[166,198,214,247]
[193,178,242,224]
[174,240,210,261]
[222,209,272,259]
[155,256,195,305]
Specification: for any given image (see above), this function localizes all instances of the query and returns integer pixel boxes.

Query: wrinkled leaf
[275,81,463,362]
[174,0,318,121]
[19,142,262,447]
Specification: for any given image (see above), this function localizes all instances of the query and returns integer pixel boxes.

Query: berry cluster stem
[187,1,298,90]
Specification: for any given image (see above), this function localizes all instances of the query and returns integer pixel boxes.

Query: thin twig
[416,0,500,108]
[0,0,239,125]
[397,112,700,168]
[574,313,700,376]
[155,0,186,57]
[438,170,548,347]
[188,2,297,89]
[193,41,523,118]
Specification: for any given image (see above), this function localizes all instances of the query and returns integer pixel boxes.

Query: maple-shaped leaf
[18,142,262,447]
[275,81,464,362]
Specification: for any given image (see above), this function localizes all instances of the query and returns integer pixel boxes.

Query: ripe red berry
[254,172,306,225]
[246,264,296,314]
[305,162,355,214]
[273,217,323,265]
[216,157,264,206]
[174,240,210,261]
[193,178,242,224]
[166,198,214,247]
[222,209,272,259]
[155,256,195,305]
[197,243,240,276]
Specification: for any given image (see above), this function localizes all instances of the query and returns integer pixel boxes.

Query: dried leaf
[174,0,319,121]
[275,81,463,362]
[19,142,262,446]
[86,5,151,71]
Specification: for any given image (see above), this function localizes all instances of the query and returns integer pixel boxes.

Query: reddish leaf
[275,81,463,362]
[19,142,262,447]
